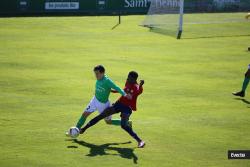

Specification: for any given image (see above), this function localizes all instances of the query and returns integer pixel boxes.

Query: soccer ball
[69,127,80,138]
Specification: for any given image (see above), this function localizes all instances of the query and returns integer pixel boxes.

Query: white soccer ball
[69,127,79,138]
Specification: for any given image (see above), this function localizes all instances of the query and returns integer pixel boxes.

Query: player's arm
[138,80,144,95]
[107,79,132,99]
[80,107,117,134]
[107,79,126,96]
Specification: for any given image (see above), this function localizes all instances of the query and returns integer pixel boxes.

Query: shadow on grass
[111,22,120,30]
[67,139,138,164]
[146,27,250,40]
[148,27,177,38]
[184,34,250,40]
[234,98,250,106]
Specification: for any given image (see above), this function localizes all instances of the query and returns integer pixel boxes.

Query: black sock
[81,107,116,133]
[81,116,102,133]
[121,120,141,142]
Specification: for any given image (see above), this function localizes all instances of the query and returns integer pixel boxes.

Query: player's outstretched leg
[233,69,250,97]
[66,111,91,137]
[96,100,124,126]
[80,107,117,134]
[120,113,145,148]
[76,112,91,129]
[105,118,132,128]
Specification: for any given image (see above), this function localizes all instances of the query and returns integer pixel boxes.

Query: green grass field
[0,14,250,167]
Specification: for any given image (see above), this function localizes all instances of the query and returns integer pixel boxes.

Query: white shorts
[84,96,112,121]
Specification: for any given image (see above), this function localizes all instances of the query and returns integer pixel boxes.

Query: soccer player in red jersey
[79,71,145,148]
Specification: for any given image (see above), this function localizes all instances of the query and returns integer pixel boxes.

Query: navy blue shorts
[112,102,132,117]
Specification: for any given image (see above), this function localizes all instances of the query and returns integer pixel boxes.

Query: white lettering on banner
[45,2,79,10]
[124,0,180,8]
[153,0,180,8]
[125,0,148,8]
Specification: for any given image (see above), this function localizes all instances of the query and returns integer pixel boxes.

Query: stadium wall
[0,0,250,16]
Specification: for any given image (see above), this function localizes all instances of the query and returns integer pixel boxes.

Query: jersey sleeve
[107,79,126,96]
[137,85,143,95]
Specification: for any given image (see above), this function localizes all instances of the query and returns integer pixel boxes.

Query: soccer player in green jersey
[233,64,250,97]
[66,65,131,137]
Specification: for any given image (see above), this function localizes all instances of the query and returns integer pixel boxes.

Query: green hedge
[0,0,249,16]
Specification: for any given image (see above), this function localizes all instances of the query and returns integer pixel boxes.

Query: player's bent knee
[105,119,112,124]
[121,121,128,129]
[82,111,91,117]
[245,71,250,78]
[121,124,127,130]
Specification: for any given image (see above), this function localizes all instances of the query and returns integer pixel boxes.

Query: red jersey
[112,82,143,111]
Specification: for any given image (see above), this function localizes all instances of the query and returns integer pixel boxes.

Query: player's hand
[139,80,144,86]
[125,93,132,100]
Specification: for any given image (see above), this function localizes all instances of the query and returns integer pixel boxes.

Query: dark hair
[128,71,138,80]
[93,65,105,73]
